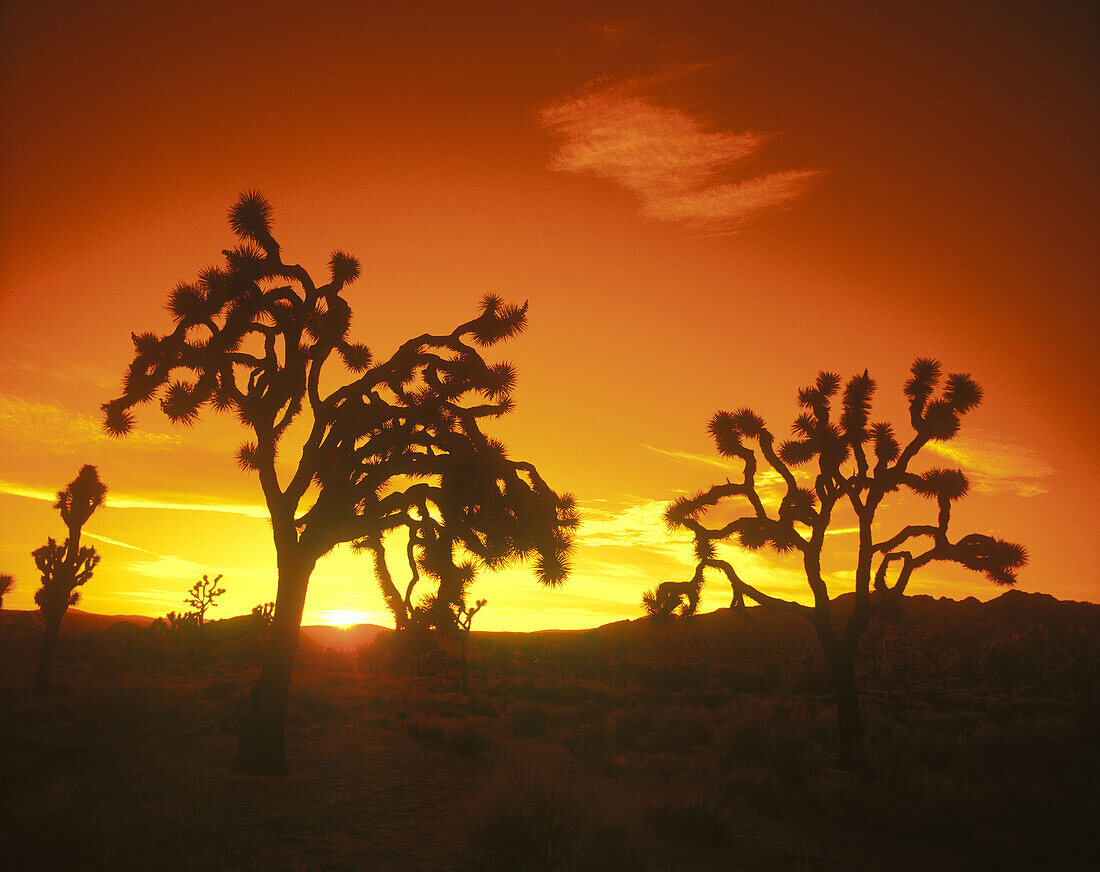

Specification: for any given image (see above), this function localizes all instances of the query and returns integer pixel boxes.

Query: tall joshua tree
[33,465,107,693]
[103,192,577,774]
[665,360,1027,768]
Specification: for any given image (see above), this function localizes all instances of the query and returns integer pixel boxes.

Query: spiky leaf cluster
[54,465,107,530]
[33,539,100,615]
[910,468,970,501]
[904,358,983,441]
[952,535,1028,586]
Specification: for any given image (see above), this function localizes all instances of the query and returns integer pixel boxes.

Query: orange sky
[1,0,1097,628]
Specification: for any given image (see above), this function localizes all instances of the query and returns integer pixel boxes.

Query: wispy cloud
[0,396,179,450]
[538,76,818,230]
[83,532,152,553]
[576,497,692,558]
[124,554,207,581]
[644,444,732,471]
[0,357,116,390]
[0,478,268,518]
[925,433,1053,497]
[107,588,189,608]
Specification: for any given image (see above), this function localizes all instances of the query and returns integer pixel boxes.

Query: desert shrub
[406,716,446,744]
[727,765,815,818]
[510,700,553,737]
[605,706,650,752]
[78,676,193,738]
[458,692,500,717]
[649,706,712,753]
[467,773,642,872]
[516,682,607,708]
[642,800,727,847]
[571,697,609,725]
[444,721,493,757]
[715,698,825,784]
[200,675,241,701]
[407,716,493,757]
[690,686,734,710]
[287,678,350,725]
[783,660,831,694]
[563,720,624,776]
[648,665,699,692]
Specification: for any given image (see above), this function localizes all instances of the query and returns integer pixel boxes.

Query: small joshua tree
[0,574,13,609]
[641,577,702,621]
[32,465,107,693]
[103,193,577,774]
[185,573,226,628]
[251,601,275,643]
[455,597,487,686]
[665,360,1027,768]
[388,555,487,683]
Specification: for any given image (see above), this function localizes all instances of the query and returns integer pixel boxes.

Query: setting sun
[321,609,372,629]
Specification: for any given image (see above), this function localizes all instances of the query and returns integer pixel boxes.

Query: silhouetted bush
[649,706,712,753]
[406,716,492,757]
[606,706,651,752]
[642,800,727,846]
[510,700,553,737]
[467,773,642,872]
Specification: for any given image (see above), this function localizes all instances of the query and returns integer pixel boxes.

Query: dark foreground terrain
[1,590,1097,871]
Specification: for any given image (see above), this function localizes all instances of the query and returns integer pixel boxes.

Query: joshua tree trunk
[828,646,865,770]
[459,633,469,687]
[234,549,317,775]
[34,609,64,694]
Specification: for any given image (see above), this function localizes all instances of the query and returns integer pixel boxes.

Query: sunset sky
[1,0,1096,629]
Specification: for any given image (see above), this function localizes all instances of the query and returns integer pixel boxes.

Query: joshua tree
[641,577,702,621]
[251,601,275,641]
[455,597,487,686]
[185,573,226,628]
[102,193,577,774]
[665,360,1027,768]
[369,522,489,681]
[0,574,13,608]
[32,465,107,693]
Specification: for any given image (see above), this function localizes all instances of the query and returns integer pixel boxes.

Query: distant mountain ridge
[2,590,1095,653]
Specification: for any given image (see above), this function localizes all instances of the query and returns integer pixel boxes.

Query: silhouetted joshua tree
[455,597,487,686]
[0,574,13,609]
[665,361,1027,768]
[102,192,577,774]
[251,601,275,644]
[642,577,702,621]
[32,465,107,693]
[185,573,226,628]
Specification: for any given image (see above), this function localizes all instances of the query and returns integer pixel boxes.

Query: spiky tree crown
[103,194,575,620]
[55,465,107,530]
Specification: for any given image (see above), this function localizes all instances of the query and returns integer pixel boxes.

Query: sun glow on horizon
[319,609,374,628]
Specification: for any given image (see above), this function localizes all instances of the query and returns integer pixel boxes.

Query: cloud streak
[925,433,1053,497]
[0,478,269,519]
[643,444,733,471]
[0,396,179,450]
[538,78,818,230]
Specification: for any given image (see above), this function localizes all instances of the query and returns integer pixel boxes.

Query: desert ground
[2,590,1096,871]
